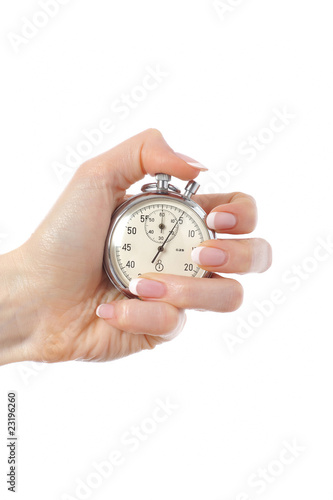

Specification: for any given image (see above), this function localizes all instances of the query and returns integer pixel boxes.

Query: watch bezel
[103,190,216,298]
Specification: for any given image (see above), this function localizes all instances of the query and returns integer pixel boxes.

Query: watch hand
[160,209,164,233]
[151,211,184,264]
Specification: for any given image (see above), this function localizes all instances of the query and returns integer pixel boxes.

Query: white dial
[144,208,179,243]
[107,196,211,288]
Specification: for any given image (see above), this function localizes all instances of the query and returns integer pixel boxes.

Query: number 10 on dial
[103,174,215,298]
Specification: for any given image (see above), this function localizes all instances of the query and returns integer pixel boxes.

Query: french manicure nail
[96,304,115,319]
[206,212,237,230]
[191,247,227,267]
[129,278,166,298]
[174,152,208,171]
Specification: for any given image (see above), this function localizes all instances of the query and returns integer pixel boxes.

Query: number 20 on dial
[103,174,215,298]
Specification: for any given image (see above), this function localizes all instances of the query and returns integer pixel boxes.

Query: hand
[0,129,271,365]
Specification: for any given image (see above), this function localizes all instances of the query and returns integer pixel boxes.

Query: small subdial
[144,209,180,244]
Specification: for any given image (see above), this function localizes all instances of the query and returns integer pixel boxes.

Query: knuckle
[247,203,258,231]
[143,127,163,139]
[73,160,112,194]
[232,191,257,211]
[76,159,103,178]
[234,191,257,206]
[117,301,131,332]
[244,239,255,269]
[233,192,258,231]
[148,302,179,335]
[77,158,95,174]
[175,282,192,309]
[244,193,257,207]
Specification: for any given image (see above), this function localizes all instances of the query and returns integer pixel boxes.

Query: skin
[0,129,272,366]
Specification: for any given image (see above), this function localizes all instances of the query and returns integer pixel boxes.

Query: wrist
[0,247,37,365]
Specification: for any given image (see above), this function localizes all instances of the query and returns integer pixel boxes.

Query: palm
[25,185,157,363]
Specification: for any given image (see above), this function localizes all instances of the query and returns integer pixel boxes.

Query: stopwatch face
[105,196,212,291]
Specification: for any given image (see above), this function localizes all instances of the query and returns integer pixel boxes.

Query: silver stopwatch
[103,173,215,298]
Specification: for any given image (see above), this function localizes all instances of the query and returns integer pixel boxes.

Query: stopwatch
[103,173,215,298]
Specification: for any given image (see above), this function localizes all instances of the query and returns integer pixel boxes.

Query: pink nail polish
[174,152,208,171]
[191,247,227,267]
[129,278,166,298]
[96,304,115,319]
[206,212,237,230]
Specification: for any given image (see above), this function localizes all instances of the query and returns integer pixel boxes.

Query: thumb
[26,129,207,270]
[76,128,208,205]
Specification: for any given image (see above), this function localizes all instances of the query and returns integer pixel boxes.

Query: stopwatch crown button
[155,173,171,192]
[155,173,171,182]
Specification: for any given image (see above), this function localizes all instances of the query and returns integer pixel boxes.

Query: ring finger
[128,273,243,312]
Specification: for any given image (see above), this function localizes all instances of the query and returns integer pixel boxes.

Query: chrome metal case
[103,177,215,298]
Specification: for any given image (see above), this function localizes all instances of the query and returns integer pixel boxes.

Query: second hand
[151,210,184,264]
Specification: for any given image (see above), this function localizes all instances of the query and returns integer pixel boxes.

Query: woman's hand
[0,129,271,365]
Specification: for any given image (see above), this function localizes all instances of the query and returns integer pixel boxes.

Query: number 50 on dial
[103,174,215,298]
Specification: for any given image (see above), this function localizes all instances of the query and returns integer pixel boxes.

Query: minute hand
[151,211,184,264]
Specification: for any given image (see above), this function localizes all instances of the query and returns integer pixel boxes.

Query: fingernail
[163,310,187,341]
[191,247,227,267]
[206,212,237,230]
[129,278,166,298]
[96,304,115,319]
[174,152,208,171]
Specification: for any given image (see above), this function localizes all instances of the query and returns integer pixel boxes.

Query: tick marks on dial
[144,209,179,244]
[112,202,208,284]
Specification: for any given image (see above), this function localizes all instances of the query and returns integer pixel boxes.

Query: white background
[1,1,333,499]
